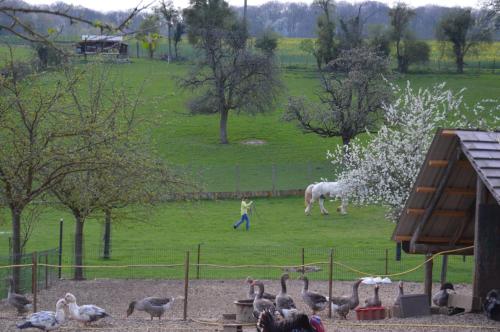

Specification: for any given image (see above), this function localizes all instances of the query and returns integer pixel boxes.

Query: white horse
[304,181,348,216]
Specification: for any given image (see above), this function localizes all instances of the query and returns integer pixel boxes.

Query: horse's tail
[305,184,314,207]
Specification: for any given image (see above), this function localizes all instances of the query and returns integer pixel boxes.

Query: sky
[24,0,483,13]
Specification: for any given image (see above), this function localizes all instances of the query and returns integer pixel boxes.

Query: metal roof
[81,35,124,42]
[392,129,500,253]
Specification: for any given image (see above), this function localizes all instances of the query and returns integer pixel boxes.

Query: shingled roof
[392,129,500,253]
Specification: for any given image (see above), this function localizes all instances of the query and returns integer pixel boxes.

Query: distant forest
[0,0,497,40]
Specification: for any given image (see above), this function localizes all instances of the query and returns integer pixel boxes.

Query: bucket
[234,299,256,323]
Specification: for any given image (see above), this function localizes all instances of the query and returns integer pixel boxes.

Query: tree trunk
[167,25,172,62]
[456,53,464,74]
[10,207,22,293]
[102,209,112,259]
[341,136,351,168]
[219,108,229,144]
[174,42,179,59]
[73,213,85,280]
[148,43,154,59]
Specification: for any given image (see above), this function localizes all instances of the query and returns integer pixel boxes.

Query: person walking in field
[233,197,253,231]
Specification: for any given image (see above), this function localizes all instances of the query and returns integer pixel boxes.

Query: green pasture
[0,198,474,284]
[0,42,492,289]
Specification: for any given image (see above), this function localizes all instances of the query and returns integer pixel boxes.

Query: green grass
[0,43,490,288]
[0,197,474,283]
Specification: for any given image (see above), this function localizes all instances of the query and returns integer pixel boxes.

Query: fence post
[301,248,305,275]
[307,161,312,182]
[328,249,333,319]
[440,255,448,286]
[235,164,240,194]
[45,255,48,289]
[31,252,38,313]
[395,242,401,261]
[424,254,433,306]
[272,164,277,194]
[136,42,139,58]
[493,58,496,74]
[196,244,201,280]
[58,218,63,279]
[183,251,190,321]
[385,249,389,275]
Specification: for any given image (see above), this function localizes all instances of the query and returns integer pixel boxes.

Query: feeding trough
[355,307,387,320]
[233,299,256,323]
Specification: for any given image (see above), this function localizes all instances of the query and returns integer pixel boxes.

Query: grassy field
[0,198,474,284]
[0,42,492,287]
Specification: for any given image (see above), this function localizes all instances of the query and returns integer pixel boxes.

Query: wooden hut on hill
[392,128,500,309]
[76,35,128,58]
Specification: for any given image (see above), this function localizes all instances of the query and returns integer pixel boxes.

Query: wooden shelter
[76,35,128,57]
[392,128,500,308]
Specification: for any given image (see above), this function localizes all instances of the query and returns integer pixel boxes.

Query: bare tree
[182,0,281,144]
[284,47,392,148]
[388,3,415,73]
[437,7,493,73]
[157,0,179,61]
[314,0,336,68]
[0,52,106,290]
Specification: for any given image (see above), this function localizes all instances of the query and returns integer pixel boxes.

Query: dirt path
[1,279,498,331]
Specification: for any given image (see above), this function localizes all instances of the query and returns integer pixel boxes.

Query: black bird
[484,289,500,321]
[257,309,325,332]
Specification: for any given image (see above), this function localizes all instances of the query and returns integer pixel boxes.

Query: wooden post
[31,252,38,313]
[385,249,389,275]
[301,248,305,275]
[307,161,312,182]
[183,251,190,321]
[58,218,63,279]
[424,253,433,306]
[136,41,139,58]
[45,255,49,289]
[272,164,277,194]
[493,58,496,74]
[440,255,448,286]
[235,165,240,194]
[473,176,486,299]
[196,244,201,280]
[328,249,333,319]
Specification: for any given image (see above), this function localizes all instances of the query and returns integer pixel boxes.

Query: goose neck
[280,276,287,294]
[55,307,66,323]
[302,277,309,291]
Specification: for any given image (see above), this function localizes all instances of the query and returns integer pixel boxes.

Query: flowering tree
[328,82,500,222]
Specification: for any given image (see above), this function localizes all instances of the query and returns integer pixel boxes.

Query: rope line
[0,246,474,279]
[0,264,33,269]
[36,263,184,269]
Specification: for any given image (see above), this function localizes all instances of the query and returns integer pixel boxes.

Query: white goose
[16,298,67,331]
[64,293,109,325]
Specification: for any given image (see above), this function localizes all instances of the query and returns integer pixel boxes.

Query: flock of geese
[5,274,458,331]
[249,274,457,331]
[6,277,173,331]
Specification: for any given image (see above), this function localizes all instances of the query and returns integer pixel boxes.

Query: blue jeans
[234,213,250,230]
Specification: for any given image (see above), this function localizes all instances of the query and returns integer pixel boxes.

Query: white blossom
[328,81,499,222]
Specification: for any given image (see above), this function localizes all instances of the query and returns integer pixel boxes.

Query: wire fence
[0,248,59,298]
[130,41,500,74]
[55,245,474,284]
[178,161,334,193]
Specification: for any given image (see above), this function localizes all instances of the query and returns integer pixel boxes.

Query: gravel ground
[1,279,499,331]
